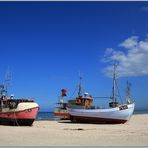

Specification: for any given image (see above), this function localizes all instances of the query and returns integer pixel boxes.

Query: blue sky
[0,1,148,111]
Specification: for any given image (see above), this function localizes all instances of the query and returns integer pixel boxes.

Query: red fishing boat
[0,72,39,126]
[54,89,70,119]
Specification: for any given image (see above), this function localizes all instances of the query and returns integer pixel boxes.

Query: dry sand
[0,114,148,146]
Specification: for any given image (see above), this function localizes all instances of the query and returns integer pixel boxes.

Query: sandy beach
[0,114,147,146]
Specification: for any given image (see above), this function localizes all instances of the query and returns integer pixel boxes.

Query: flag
[61,89,67,97]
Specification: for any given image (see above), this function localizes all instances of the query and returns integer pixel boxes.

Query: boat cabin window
[76,97,93,108]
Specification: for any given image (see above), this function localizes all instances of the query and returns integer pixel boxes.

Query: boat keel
[70,115,127,124]
[0,118,35,126]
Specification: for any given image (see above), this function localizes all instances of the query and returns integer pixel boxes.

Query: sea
[37,112,55,120]
[36,110,148,121]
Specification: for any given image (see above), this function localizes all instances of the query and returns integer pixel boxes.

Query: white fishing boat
[67,64,135,124]
[54,78,93,120]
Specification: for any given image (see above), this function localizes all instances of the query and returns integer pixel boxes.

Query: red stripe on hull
[0,107,39,120]
[70,115,127,124]
[54,112,69,117]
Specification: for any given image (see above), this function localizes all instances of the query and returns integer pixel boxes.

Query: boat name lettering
[119,105,128,110]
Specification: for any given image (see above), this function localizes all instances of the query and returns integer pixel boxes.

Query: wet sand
[0,114,148,146]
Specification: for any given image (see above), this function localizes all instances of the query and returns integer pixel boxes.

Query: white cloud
[119,36,138,49]
[103,35,148,77]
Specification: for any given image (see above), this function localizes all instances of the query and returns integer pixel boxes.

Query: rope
[69,85,78,98]
[13,109,19,126]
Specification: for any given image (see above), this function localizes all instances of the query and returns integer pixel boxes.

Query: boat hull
[0,102,39,126]
[0,118,35,126]
[70,115,127,124]
[54,108,69,119]
[67,103,135,124]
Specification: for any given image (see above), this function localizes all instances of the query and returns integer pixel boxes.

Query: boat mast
[60,89,67,103]
[0,85,5,99]
[59,94,64,104]
[4,67,11,97]
[126,81,133,103]
[126,81,131,98]
[78,76,82,97]
[112,63,117,103]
